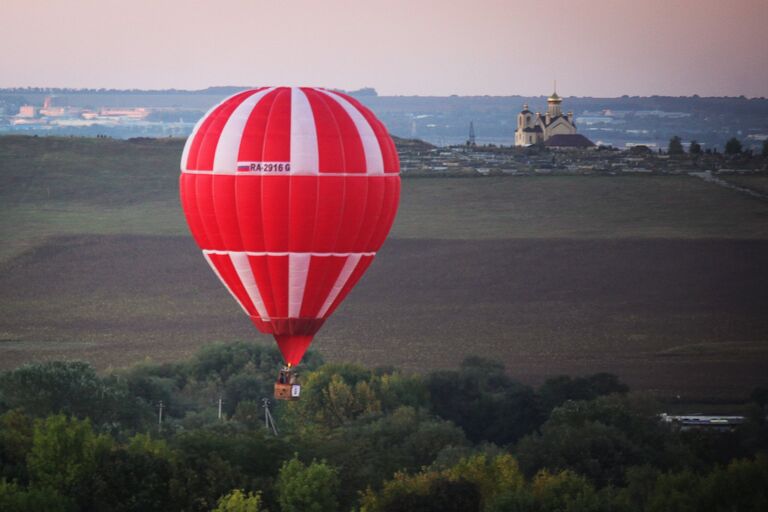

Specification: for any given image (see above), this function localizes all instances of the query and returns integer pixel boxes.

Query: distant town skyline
[3,0,767,98]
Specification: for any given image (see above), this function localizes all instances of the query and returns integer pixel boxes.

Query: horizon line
[0,86,766,101]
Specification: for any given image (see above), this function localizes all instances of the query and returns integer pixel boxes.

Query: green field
[2,136,768,400]
[4,136,768,263]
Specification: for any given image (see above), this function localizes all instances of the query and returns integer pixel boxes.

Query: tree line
[1,342,766,511]
[668,135,768,157]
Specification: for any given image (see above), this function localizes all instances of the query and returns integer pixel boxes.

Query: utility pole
[158,400,164,432]
[262,398,279,436]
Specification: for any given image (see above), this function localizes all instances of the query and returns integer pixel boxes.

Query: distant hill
[1,88,767,150]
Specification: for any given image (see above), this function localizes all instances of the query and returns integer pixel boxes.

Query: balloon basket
[274,367,301,401]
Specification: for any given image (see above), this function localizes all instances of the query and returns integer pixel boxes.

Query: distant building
[39,96,66,117]
[98,108,149,119]
[515,86,593,148]
[660,414,745,433]
[544,133,595,149]
[39,106,66,117]
[17,105,37,118]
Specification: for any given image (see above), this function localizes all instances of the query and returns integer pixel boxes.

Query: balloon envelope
[179,87,400,365]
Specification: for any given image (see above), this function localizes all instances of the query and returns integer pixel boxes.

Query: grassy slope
[4,136,768,263]
[0,136,185,262]
[2,136,768,399]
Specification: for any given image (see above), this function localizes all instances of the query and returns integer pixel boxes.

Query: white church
[514,88,594,148]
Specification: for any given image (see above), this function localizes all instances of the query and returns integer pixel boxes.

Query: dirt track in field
[1,234,767,400]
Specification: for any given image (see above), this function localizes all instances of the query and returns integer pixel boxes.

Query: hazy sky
[3,0,767,97]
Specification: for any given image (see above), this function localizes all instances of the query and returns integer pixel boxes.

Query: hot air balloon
[179,87,400,399]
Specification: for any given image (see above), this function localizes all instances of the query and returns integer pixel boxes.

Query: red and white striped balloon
[179,87,400,365]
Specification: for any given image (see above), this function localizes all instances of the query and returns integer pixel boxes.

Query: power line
[262,398,279,436]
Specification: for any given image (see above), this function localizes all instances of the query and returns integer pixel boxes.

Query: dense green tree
[487,469,611,512]
[725,137,743,155]
[361,470,481,512]
[635,457,768,512]
[27,415,110,497]
[645,469,700,512]
[0,410,34,483]
[418,478,482,512]
[2,344,768,511]
[426,357,543,445]
[168,428,288,511]
[444,453,525,509]
[0,479,74,512]
[276,456,340,512]
[224,374,272,416]
[0,361,148,428]
[123,367,185,419]
[233,400,263,429]
[530,469,605,512]
[516,418,639,487]
[538,373,628,413]
[169,448,242,512]
[362,453,524,512]
[287,363,426,429]
[88,447,174,512]
[213,489,266,512]
[689,140,702,155]
[615,465,661,512]
[668,136,684,155]
[303,406,467,508]
[189,341,321,383]
[516,395,691,486]
[698,456,768,511]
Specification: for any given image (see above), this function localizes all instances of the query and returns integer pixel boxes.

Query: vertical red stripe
[195,174,225,250]
[236,176,265,252]
[303,88,345,172]
[237,88,282,162]
[248,254,277,318]
[288,176,318,252]
[262,88,291,162]
[316,92,366,172]
[364,176,400,251]
[213,175,242,251]
[352,176,385,251]
[334,177,367,253]
[334,93,400,173]
[179,174,210,248]
[266,255,289,319]
[260,89,292,252]
[261,176,290,251]
[312,176,345,252]
[370,176,401,250]
[299,255,347,318]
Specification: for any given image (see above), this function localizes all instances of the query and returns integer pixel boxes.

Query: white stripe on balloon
[319,89,384,175]
[230,252,271,321]
[212,88,276,173]
[288,253,312,318]
[290,87,319,175]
